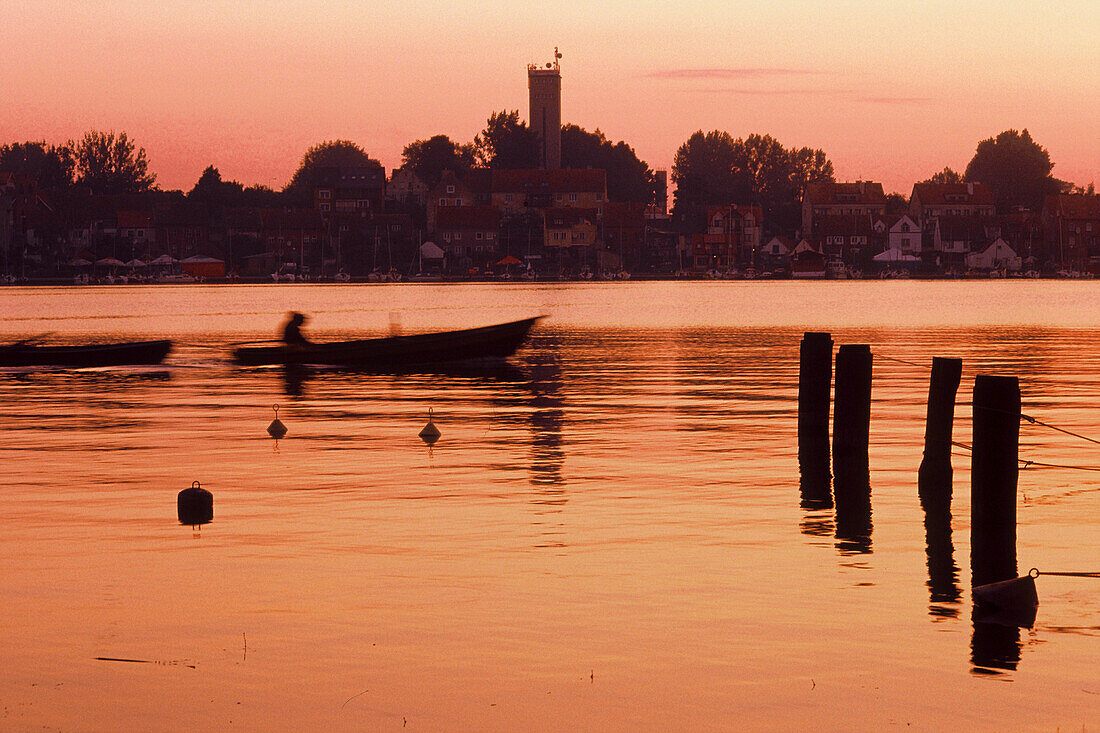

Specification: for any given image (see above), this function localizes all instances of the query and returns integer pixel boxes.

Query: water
[1,282,1098,731]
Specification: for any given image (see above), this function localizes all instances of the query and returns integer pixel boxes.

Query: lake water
[1,281,1098,731]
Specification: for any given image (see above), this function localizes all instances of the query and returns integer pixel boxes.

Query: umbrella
[180,254,224,263]
[496,255,522,266]
[67,257,92,267]
[419,242,445,259]
[95,257,126,267]
[124,258,147,268]
[148,254,178,266]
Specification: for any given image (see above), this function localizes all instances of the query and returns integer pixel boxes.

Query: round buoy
[177,480,213,525]
[267,403,287,439]
[419,408,441,445]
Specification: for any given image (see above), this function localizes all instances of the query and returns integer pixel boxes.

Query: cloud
[859,96,934,105]
[645,68,826,80]
[694,88,847,96]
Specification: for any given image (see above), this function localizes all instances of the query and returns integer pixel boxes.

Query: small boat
[233,316,544,367]
[0,339,172,367]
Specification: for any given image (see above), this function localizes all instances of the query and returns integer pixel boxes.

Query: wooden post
[970,375,1020,588]
[918,357,963,509]
[833,344,873,552]
[798,332,833,508]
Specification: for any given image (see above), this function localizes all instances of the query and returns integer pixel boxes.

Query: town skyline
[4,1,1098,194]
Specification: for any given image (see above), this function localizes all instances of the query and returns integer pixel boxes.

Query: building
[1042,194,1100,272]
[388,167,429,207]
[909,182,995,223]
[704,204,763,268]
[543,207,598,251]
[313,166,385,218]
[528,49,562,169]
[434,206,500,267]
[491,169,606,216]
[802,181,886,237]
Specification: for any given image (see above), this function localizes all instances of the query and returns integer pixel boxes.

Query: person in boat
[281,312,310,346]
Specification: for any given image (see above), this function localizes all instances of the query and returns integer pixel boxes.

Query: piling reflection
[971,614,1022,675]
[526,345,566,490]
[920,478,961,618]
[833,468,873,555]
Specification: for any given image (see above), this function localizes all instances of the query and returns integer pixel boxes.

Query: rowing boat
[0,339,173,367]
[233,316,544,367]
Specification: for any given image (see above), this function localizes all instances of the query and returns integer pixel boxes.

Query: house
[388,167,429,207]
[435,206,500,267]
[603,202,647,268]
[759,236,793,272]
[909,182,995,224]
[929,215,989,270]
[814,214,876,265]
[313,166,386,218]
[426,169,487,231]
[543,207,599,250]
[492,169,607,217]
[704,204,763,267]
[966,238,1022,272]
[887,215,922,256]
[1042,194,1100,273]
[802,181,886,237]
[790,239,826,278]
[258,208,325,274]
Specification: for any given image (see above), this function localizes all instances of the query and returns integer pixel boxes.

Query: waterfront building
[1042,193,1100,273]
[802,181,886,237]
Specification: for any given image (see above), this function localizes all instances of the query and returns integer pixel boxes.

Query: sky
[4,0,1098,195]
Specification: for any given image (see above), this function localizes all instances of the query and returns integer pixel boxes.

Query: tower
[527,48,562,170]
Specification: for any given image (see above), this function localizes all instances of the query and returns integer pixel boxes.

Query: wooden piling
[970,375,1020,588]
[918,357,963,508]
[797,332,833,508]
[832,344,872,485]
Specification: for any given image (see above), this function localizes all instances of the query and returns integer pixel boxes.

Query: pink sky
[4,1,1098,195]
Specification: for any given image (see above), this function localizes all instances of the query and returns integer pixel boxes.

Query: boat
[233,316,545,367]
[0,339,172,367]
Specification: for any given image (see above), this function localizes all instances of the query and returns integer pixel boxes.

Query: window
[555,194,563,202]
[357,200,370,209]
[446,185,455,194]
[443,232,451,241]
[486,232,494,240]
[319,190,331,200]
[476,231,483,240]
[439,199,447,206]
[569,193,578,202]
[454,232,461,240]
[504,194,514,203]
[320,203,330,212]
[596,193,603,202]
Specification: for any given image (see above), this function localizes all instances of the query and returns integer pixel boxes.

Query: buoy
[177,481,213,525]
[419,408,441,445]
[973,569,1039,627]
[267,404,287,439]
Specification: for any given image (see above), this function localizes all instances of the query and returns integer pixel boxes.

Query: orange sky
[3,1,1098,195]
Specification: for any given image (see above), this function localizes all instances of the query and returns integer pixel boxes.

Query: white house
[888,215,921,255]
[966,238,1022,271]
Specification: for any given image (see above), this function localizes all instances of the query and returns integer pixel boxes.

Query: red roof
[1045,193,1100,219]
[117,210,154,228]
[912,182,995,206]
[805,181,886,205]
[435,206,500,229]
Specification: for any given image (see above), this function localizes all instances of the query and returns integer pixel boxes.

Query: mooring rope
[1031,568,1100,579]
[875,353,928,369]
[1020,413,1100,446]
[950,441,1100,472]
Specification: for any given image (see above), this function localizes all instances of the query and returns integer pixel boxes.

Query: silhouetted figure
[282,312,309,346]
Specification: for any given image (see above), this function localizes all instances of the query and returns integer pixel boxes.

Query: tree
[401,135,476,188]
[884,192,908,216]
[922,167,963,185]
[671,130,749,228]
[0,141,74,190]
[473,111,540,169]
[70,130,155,195]
[671,130,834,231]
[560,124,654,203]
[285,140,381,202]
[964,129,1063,212]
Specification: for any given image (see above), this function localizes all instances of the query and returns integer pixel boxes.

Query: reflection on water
[1,284,1098,729]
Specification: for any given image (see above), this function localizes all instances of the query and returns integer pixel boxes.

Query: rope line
[1021,413,1100,446]
[1032,569,1100,579]
[950,441,1100,472]
[875,354,928,369]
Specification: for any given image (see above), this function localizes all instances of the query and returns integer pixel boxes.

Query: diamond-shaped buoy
[267,404,287,439]
[419,408,441,445]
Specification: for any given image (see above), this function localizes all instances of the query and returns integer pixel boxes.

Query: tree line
[2,123,1091,231]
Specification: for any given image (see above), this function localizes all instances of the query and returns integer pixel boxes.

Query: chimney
[967,182,974,195]
[859,181,865,195]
